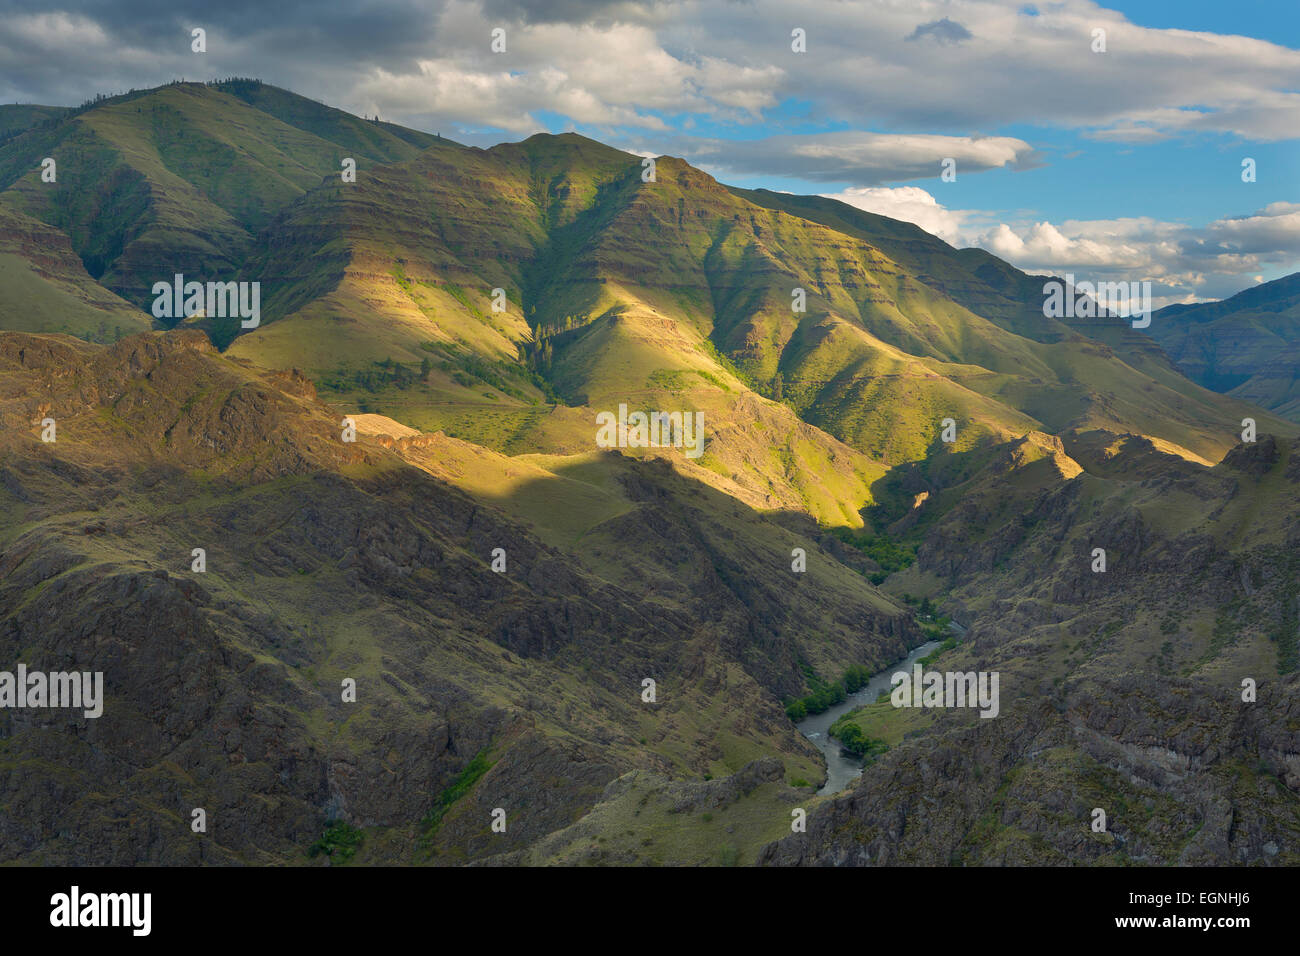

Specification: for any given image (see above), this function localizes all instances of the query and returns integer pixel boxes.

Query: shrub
[828,716,890,761]
[308,821,364,864]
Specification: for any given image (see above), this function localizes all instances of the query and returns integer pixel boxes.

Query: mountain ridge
[2,80,1299,865]
[1148,272,1300,419]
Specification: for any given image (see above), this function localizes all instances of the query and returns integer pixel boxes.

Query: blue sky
[1119,0,1299,45]
[2,0,1297,303]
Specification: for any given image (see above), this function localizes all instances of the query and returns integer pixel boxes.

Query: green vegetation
[784,662,876,719]
[1273,593,1299,674]
[830,526,916,584]
[647,369,686,391]
[906,594,956,645]
[321,357,422,393]
[918,634,958,666]
[828,712,890,761]
[420,750,494,845]
[696,339,750,390]
[308,821,364,864]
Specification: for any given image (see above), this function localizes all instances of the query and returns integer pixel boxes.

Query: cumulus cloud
[682,131,1037,185]
[819,185,977,245]
[479,0,670,25]
[803,186,1298,303]
[972,203,1300,301]
[4,0,1300,145]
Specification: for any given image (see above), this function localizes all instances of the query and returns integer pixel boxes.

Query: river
[795,639,941,796]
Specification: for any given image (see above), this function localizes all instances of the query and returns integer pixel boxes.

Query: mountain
[4,81,1285,483]
[762,431,1300,865]
[0,329,913,864]
[1,81,1297,866]
[1148,272,1300,420]
[0,105,72,144]
[0,203,151,340]
[0,80,439,305]
[219,127,1284,469]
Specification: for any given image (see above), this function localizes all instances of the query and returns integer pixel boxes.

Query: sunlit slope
[4,84,1288,497]
[729,185,1294,460]
[0,82,440,307]
[223,135,889,524]
[225,135,557,367]
[229,132,1273,470]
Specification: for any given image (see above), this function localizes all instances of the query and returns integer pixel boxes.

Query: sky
[1,0,1297,305]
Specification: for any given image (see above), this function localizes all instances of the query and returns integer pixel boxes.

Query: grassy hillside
[0,104,73,143]
[0,81,443,308]
[0,205,151,339]
[2,83,1287,507]
[223,132,1289,479]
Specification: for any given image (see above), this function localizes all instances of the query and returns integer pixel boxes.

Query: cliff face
[759,683,1300,866]
[755,428,1300,866]
[0,329,914,864]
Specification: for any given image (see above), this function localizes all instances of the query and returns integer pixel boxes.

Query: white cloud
[328,0,1300,170]
[800,186,1298,302]
[971,203,1300,300]
[819,186,975,245]
[400,0,1300,146]
[351,7,782,134]
[679,131,1037,185]
[10,0,1300,148]
[674,0,1300,143]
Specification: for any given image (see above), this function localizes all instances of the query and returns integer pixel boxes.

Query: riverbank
[795,639,941,796]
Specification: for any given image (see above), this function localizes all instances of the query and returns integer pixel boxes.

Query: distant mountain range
[1149,272,1300,420]
[0,81,1296,866]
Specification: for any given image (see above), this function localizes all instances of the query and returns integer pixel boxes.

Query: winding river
[795,639,941,796]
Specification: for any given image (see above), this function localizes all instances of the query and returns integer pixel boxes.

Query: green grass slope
[0,205,151,339]
[0,81,443,307]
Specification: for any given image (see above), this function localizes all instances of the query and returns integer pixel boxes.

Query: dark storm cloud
[1,0,444,59]
[905,17,972,46]
[0,0,449,106]
[479,0,668,24]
